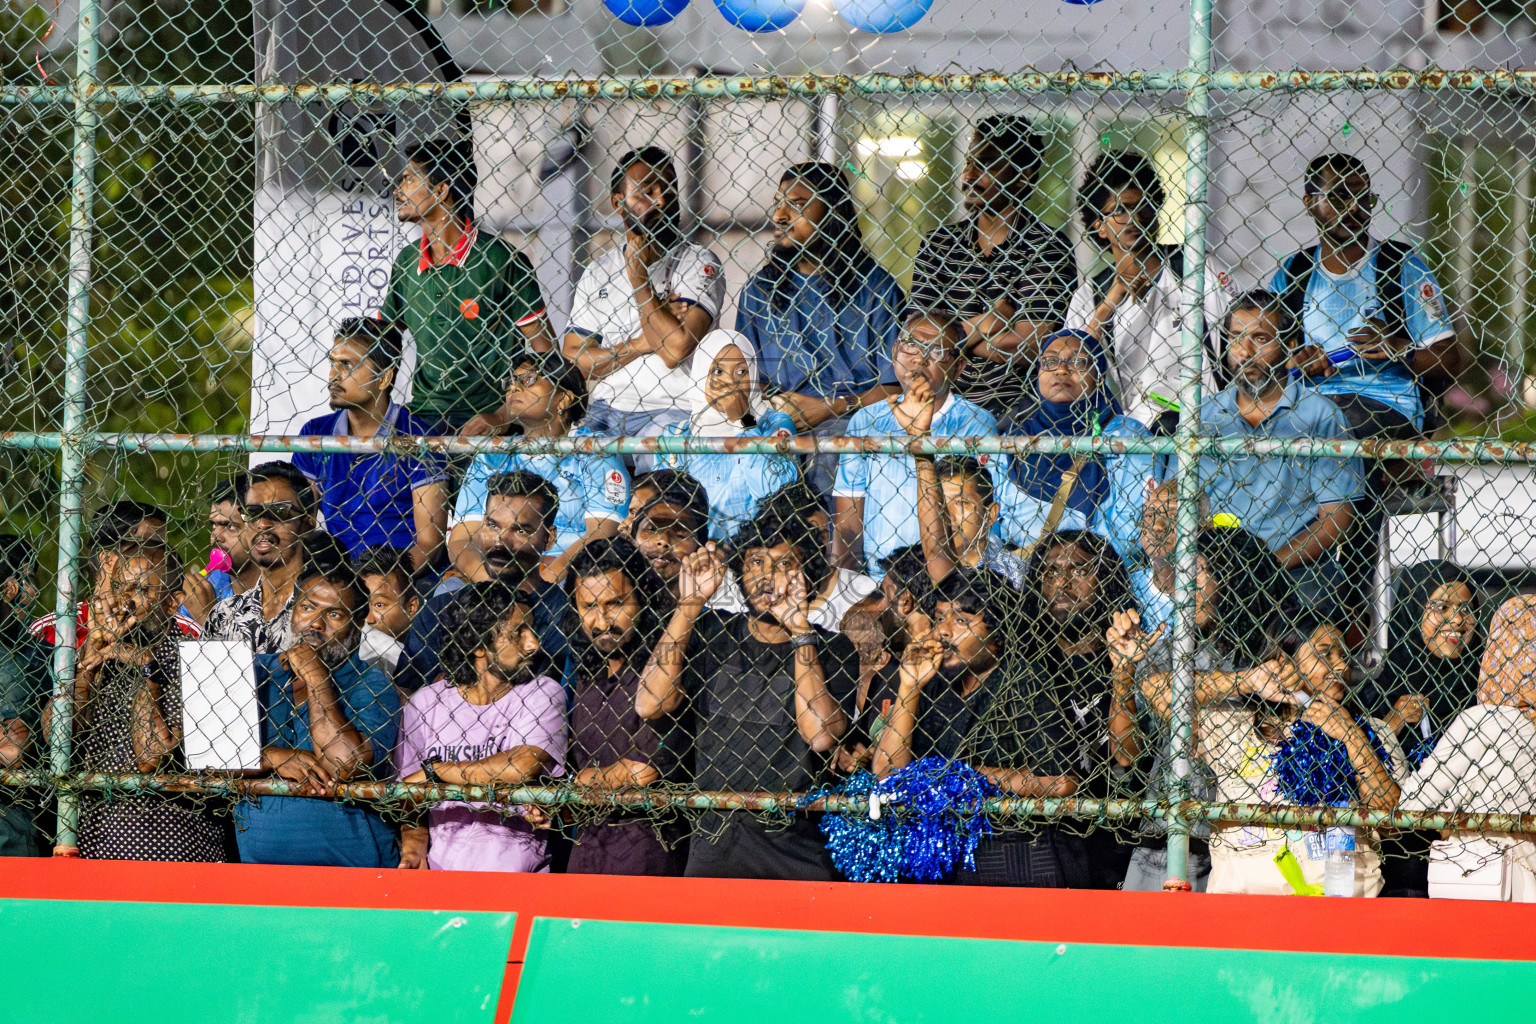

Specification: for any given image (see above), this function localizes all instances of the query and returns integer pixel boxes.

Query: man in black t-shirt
[872,569,1088,887]
[636,512,858,880]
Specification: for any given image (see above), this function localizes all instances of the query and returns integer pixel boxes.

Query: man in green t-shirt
[382,139,557,437]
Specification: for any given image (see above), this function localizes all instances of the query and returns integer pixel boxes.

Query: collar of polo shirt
[417,219,477,273]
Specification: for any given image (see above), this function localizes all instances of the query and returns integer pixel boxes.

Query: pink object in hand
[205,549,232,574]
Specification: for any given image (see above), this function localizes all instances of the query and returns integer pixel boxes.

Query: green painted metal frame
[13,0,1527,889]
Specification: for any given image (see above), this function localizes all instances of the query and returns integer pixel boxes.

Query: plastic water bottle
[1324,826,1356,897]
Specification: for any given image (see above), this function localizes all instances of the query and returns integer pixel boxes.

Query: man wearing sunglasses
[204,462,317,654]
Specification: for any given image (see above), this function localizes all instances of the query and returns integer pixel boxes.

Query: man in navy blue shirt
[292,318,449,567]
[737,162,904,493]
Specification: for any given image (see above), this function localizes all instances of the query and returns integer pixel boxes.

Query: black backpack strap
[1375,238,1415,342]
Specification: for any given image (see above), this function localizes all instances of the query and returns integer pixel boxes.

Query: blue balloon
[603,0,689,27]
[837,0,932,32]
[712,0,804,32]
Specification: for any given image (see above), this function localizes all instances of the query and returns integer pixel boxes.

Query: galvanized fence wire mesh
[6,0,1536,891]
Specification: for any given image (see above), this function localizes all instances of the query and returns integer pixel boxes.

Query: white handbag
[1427,837,1511,901]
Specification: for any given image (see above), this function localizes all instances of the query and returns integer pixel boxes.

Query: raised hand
[1106,609,1166,670]
[1241,656,1305,704]
[898,632,945,691]
[890,374,937,438]
[678,543,727,606]
[769,567,813,634]
[1301,691,1361,744]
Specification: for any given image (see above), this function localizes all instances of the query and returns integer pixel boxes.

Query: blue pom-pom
[836,0,932,33]
[712,0,804,32]
[807,756,999,883]
[603,0,689,27]
[1274,719,1391,807]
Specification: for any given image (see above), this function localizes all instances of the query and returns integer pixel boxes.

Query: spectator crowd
[3,118,1529,899]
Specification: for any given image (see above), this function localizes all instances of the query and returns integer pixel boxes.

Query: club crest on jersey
[1420,282,1446,320]
[459,299,480,319]
[604,468,626,504]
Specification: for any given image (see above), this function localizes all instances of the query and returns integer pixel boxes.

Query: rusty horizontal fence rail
[5,771,1530,835]
[3,69,1536,106]
[1,429,1532,462]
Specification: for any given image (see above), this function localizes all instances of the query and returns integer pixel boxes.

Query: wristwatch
[790,631,820,650]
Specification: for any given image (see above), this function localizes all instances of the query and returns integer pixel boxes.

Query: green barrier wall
[0,898,516,1024]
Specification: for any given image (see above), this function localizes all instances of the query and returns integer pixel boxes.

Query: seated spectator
[204,463,318,653]
[563,146,725,443]
[396,580,566,872]
[354,546,422,678]
[1399,604,1536,900]
[291,318,449,566]
[1107,524,1288,891]
[63,543,224,861]
[565,538,689,875]
[1125,480,1215,633]
[627,473,710,600]
[179,476,251,627]
[658,328,799,539]
[32,501,200,647]
[910,115,1076,417]
[382,138,556,438]
[995,329,1152,559]
[914,451,1026,590]
[1069,150,1235,434]
[620,469,675,534]
[237,561,400,867]
[736,160,902,493]
[637,520,858,880]
[0,534,46,856]
[1196,611,1403,897]
[450,353,629,585]
[1194,291,1365,613]
[833,309,996,579]
[872,570,1085,886]
[397,471,573,695]
[1274,153,1459,436]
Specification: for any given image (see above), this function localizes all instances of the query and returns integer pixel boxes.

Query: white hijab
[689,328,770,437]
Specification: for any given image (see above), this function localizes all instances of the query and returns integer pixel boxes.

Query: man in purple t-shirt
[395,580,567,872]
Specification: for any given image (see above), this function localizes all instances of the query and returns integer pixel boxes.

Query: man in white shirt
[1067,150,1236,435]
[563,146,727,447]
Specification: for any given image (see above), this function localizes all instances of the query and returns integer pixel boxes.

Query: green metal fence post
[1164,0,1215,891]
[47,0,102,854]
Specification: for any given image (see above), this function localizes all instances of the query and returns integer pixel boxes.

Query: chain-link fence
[4,0,1536,897]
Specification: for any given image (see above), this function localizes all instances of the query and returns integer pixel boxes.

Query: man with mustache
[562,147,726,444]
[179,477,255,628]
[396,471,574,694]
[910,116,1078,418]
[637,511,858,880]
[872,569,1086,886]
[236,561,401,867]
[626,475,710,600]
[290,319,449,567]
[59,542,225,861]
[564,537,689,875]
[735,161,902,493]
[204,462,317,654]
[1193,290,1365,613]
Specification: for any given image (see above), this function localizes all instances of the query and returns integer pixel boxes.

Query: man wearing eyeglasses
[290,319,449,569]
[832,309,998,580]
[1272,153,1461,436]
[203,462,317,654]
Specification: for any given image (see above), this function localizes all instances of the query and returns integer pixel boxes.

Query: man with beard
[627,474,710,600]
[564,537,689,875]
[562,147,726,442]
[636,515,858,880]
[381,138,557,438]
[204,463,318,653]
[236,561,400,867]
[449,352,628,586]
[735,162,902,493]
[290,319,448,566]
[1194,290,1364,612]
[832,309,997,580]
[59,542,225,861]
[396,471,574,694]
[871,569,1086,886]
[395,580,566,872]
[910,116,1077,418]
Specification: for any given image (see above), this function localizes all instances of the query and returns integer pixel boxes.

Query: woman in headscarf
[996,328,1153,560]
[1397,595,1536,901]
[657,329,800,539]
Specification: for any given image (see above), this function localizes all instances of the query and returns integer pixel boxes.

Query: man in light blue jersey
[832,309,997,579]
[448,353,631,586]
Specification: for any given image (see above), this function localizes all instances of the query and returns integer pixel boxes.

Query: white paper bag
[178,640,261,770]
